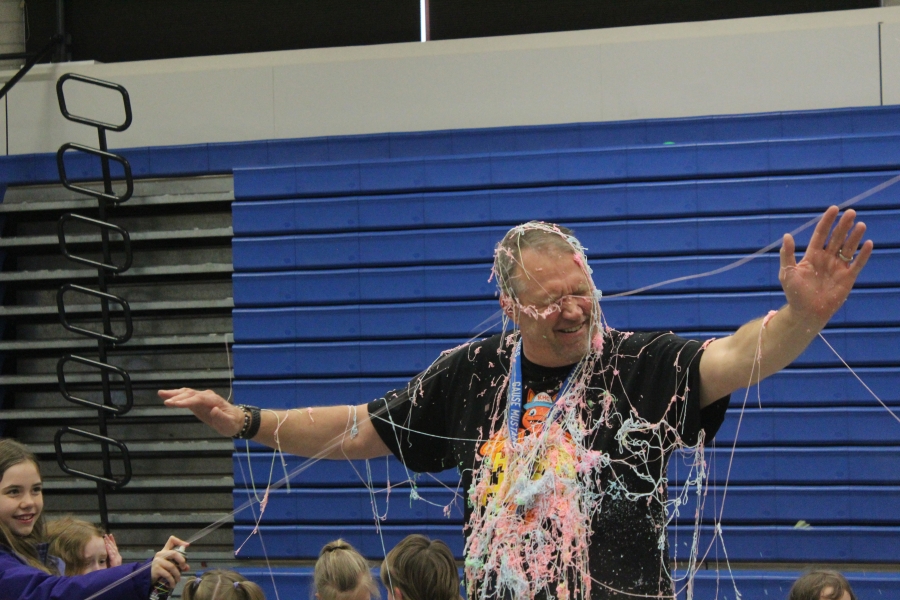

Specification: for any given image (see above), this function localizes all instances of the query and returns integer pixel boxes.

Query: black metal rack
[53,73,135,531]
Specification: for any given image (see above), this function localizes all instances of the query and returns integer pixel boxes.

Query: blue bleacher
[230,135,900,199]
[231,172,900,235]
[232,247,900,307]
[232,328,900,378]
[232,521,900,563]
[6,104,900,186]
[233,446,900,489]
[234,484,900,528]
[232,566,900,600]
[230,365,899,408]
[233,289,900,343]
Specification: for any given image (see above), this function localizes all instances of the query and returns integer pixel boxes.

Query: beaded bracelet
[232,405,262,439]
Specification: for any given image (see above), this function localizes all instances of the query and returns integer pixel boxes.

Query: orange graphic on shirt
[477,390,563,502]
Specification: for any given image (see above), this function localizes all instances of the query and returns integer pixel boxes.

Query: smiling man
[162,207,871,599]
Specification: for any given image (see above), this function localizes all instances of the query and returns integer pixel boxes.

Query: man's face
[503,247,594,367]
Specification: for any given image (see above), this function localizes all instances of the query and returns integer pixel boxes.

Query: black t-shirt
[368,329,729,600]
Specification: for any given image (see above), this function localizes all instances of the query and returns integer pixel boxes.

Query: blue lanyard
[507,339,576,444]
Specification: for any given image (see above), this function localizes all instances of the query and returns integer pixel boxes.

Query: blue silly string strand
[84,171,900,600]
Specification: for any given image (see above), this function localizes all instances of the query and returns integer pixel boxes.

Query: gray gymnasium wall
[5,5,900,156]
[0,0,23,149]
[0,0,24,70]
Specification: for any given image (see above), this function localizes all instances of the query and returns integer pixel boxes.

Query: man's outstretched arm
[158,388,391,460]
[698,206,873,407]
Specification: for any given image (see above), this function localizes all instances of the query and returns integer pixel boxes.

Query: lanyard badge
[507,339,575,445]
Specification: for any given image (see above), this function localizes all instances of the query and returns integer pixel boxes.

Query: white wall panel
[880,21,900,106]
[599,24,881,121]
[273,45,605,138]
[8,64,275,154]
[3,7,900,155]
[5,66,99,154]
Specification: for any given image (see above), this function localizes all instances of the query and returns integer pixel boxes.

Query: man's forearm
[161,388,392,459]
[244,404,390,460]
[699,304,824,406]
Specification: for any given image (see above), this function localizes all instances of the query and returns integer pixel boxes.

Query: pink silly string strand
[236,410,290,556]
[678,323,766,598]
[817,332,900,426]
[271,410,294,491]
[715,317,768,525]
[193,378,456,553]
[250,520,282,600]
[232,459,283,600]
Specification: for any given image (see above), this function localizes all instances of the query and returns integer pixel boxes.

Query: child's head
[46,517,108,575]
[788,570,857,600]
[380,535,459,600]
[0,439,44,549]
[314,539,380,600]
[182,569,266,600]
[0,439,47,570]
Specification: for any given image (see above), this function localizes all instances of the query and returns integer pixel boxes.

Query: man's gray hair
[493,221,584,298]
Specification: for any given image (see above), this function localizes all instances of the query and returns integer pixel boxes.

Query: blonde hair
[182,569,266,600]
[46,516,106,575]
[314,539,380,600]
[0,439,50,573]
[380,535,460,600]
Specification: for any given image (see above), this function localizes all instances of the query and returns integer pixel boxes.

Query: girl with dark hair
[0,438,189,600]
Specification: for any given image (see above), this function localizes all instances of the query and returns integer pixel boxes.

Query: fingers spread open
[839,221,867,261]
[780,233,797,271]
[825,208,857,253]
[809,206,839,251]
[851,239,875,274]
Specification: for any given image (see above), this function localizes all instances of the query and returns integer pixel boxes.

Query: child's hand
[104,533,122,568]
[150,537,190,589]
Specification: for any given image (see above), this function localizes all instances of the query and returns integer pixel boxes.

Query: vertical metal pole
[96,126,113,531]
[54,0,67,62]
[420,0,430,42]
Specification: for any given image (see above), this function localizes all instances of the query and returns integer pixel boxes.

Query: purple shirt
[0,545,152,600]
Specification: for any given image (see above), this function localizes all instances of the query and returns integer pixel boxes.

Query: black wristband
[232,405,261,439]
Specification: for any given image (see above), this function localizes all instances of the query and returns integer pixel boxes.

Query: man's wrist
[781,303,828,333]
[232,405,262,439]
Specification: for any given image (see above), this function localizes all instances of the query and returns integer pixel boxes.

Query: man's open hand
[779,206,873,328]
[159,388,243,438]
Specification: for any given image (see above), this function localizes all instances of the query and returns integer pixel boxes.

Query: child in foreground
[0,438,188,600]
[47,516,122,575]
[380,534,462,600]
[314,539,380,600]
[182,569,266,600]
